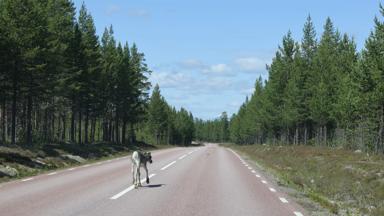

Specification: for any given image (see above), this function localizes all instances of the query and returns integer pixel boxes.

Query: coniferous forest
[0,0,195,147]
[2,0,384,155]
[196,6,384,154]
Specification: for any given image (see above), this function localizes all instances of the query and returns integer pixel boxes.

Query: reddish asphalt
[0,144,306,216]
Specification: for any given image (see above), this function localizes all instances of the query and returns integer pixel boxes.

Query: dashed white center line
[160,161,177,170]
[256,175,261,178]
[21,178,34,182]
[110,173,156,200]
[47,172,57,176]
[269,188,276,192]
[251,170,256,173]
[294,211,304,216]
[262,180,268,184]
[178,154,187,160]
[279,197,289,203]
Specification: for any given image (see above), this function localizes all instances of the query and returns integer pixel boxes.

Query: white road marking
[67,168,76,171]
[256,175,261,178]
[279,197,289,203]
[21,178,34,182]
[82,164,90,168]
[294,212,304,216]
[96,162,102,165]
[248,167,252,170]
[251,170,256,173]
[110,174,156,200]
[269,188,276,192]
[262,180,267,184]
[188,151,194,155]
[178,154,187,160]
[160,161,177,170]
[47,172,57,176]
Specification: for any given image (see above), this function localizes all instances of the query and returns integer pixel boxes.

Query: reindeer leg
[144,164,149,184]
[132,163,135,185]
[138,167,142,187]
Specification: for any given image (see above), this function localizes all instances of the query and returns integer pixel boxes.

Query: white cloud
[202,63,232,75]
[179,59,205,69]
[106,5,121,16]
[235,57,269,72]
[127,9,150,17]
[150,71,194,89]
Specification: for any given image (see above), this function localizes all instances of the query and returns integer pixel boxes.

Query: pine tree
[147,84,168,145]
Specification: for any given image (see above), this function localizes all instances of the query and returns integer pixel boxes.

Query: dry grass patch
[230,144,384,215]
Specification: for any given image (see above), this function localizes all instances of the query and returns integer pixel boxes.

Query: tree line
[0,0,194,146]
[137,84,195,146]
[196,6,384,153]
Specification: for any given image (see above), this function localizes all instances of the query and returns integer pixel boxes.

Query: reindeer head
[146,152,152,164]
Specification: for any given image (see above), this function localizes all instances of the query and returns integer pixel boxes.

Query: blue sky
[73,0,381,120]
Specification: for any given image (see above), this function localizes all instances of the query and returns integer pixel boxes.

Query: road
[0,144,306,216]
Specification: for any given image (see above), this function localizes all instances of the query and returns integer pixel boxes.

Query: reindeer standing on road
[131,151,153,188]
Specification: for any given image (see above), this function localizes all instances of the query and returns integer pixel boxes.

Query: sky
[73,0,381,120]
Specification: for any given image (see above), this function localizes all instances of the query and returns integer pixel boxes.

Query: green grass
[228,144,384,216]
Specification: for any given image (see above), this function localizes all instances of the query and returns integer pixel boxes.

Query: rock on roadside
[0,166,19,177]
[62,154,86,163]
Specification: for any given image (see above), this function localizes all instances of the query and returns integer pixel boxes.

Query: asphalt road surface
[0,144,307,216]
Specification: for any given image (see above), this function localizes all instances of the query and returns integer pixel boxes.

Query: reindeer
[131,151,152,188]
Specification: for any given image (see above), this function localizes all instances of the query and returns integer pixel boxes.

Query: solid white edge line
[67,168,75,171]
[160,161,177,170]
[110,174,156,200]
[251,170,256,173]
[262,180,267,184]
[248,167,252,170]
[279,197,289,203]
[21,178,34,182]
[294,211,304,216]
[269,187,276,192]
[256,175,261,178]
[47,172,57,176]
[82,164,90,168]
[178,154,187,160]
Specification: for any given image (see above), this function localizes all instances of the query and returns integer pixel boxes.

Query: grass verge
[227,144,384,216]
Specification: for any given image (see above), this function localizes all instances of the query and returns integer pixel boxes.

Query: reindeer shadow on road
[142,184,165,188]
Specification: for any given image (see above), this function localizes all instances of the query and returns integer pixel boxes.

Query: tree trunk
[62,113,66,141]
[304,123,308,145]
[90,117,96,143]
[11,83,16,145]
[377,105,384,153]
[78,110,82,144]
[130,124,136,144]
[115,113,119,144]
[26,95,33,145]
[324,126,327,146]
[122,120,126,145]
[97,120,101,142]
[70,106,75,143]
[1,102,5,144]
[84,107,89,144]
